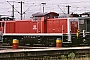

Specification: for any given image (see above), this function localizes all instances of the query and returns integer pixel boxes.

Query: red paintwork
[47,18,67,33]
[70,21,78,33]
[0,12,79,34]
[6,21,15,33]
[1,18,78,34]
[15,20,31,33]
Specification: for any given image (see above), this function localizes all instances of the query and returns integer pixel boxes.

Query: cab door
[70,21,78,33]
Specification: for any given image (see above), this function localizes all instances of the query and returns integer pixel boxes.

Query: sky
[0,0,90,19]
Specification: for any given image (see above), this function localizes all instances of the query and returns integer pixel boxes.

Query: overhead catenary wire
[57,5,66,14]
[0,0,89,19]
[72,7,79,13]
[49,0,90,4]
[22,3,34,14]
[7,1,20,14]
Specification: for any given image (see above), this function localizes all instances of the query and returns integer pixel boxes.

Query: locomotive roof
[32,12,59,17]
[32,12,48,17]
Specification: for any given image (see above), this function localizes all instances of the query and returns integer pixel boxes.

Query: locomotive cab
[32,12,59,19]
[45,12,59,19]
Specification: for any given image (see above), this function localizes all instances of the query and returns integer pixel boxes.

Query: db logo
[33,25,37,30]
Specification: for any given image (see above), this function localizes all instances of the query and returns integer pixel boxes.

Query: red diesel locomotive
[0,12,89,47]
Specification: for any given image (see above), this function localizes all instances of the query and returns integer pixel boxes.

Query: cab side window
[45,14,50,19]
[52,14,58,18]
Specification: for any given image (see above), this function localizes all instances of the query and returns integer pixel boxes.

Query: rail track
[0,46,90,60]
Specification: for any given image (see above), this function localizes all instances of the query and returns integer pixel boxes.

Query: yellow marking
[56,40,62,43]
[13,39,19,43]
